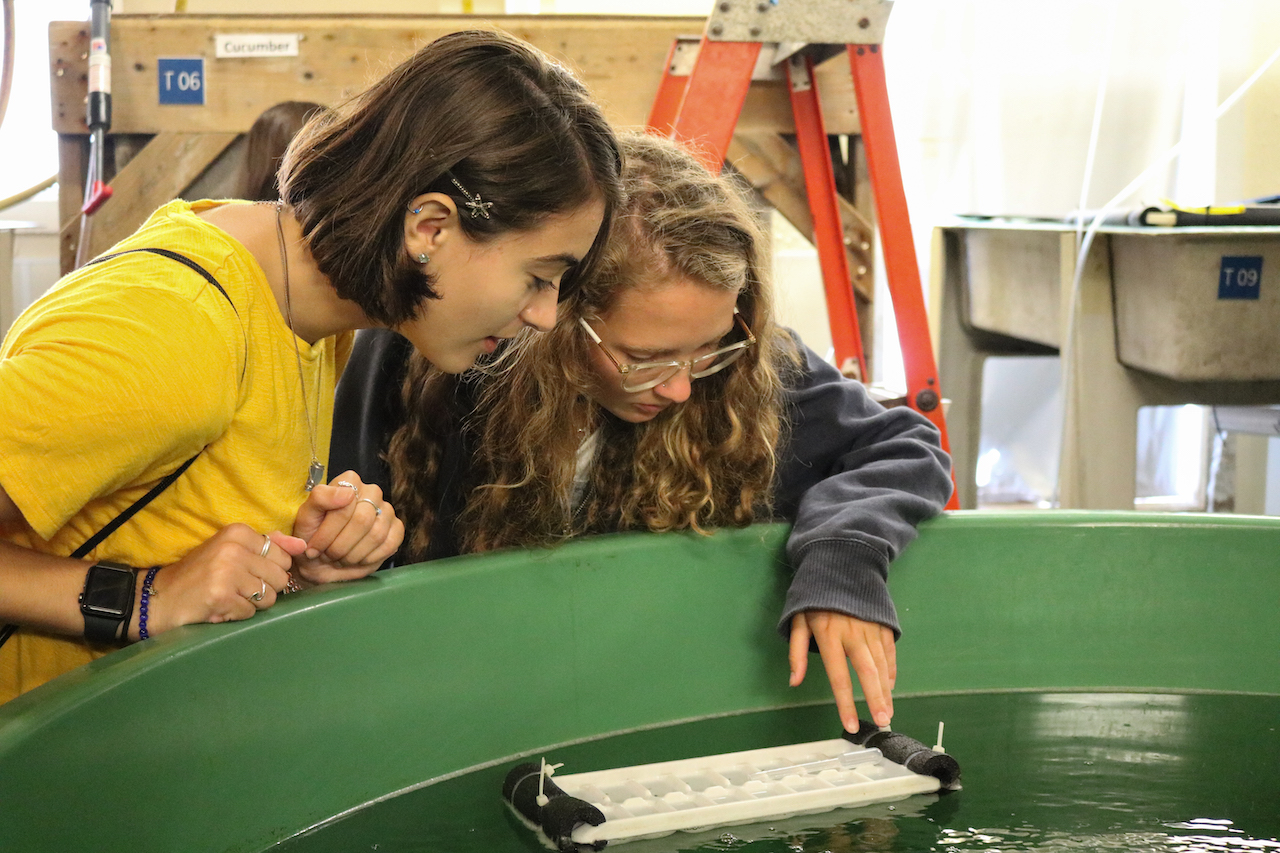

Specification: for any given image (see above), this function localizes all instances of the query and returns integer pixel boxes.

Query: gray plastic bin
[1111,227,1280,381]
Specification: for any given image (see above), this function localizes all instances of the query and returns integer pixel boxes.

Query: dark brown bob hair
[278,29,622,326]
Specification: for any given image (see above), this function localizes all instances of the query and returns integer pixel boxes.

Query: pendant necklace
[274,201,326,491]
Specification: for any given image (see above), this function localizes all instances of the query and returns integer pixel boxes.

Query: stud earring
[417,252,430,264]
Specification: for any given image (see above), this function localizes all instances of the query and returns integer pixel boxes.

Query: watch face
[83,564,135,618]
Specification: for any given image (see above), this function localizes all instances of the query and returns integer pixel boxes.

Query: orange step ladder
[647,0,958,508]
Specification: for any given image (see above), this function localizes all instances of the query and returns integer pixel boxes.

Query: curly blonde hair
[389,132,798,556]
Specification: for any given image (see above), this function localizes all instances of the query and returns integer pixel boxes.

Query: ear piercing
[417,252,430,264]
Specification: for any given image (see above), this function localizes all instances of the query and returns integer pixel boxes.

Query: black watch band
[79,561,138,645]
[83,611,125,645]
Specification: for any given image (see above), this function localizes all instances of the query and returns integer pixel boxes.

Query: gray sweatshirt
[772,339,952,638]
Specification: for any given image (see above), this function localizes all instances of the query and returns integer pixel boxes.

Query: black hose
[81,0,113,216]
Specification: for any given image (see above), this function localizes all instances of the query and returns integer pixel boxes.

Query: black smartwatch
[79,561,138,645]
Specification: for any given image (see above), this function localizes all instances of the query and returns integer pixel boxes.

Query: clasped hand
[290,471,404,584]
[138,471,403,638]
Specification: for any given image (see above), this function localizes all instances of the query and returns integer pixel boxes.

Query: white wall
[2,198,62,323]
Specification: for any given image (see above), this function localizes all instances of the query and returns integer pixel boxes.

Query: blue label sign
[158,58,205,105]
[1218,256,1262,300]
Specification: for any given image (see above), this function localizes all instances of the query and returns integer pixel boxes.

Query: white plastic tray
[550,738,942,845]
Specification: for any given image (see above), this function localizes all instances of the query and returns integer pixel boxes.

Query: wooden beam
[730,131,875,302]
[49,16,860,136]
[57,135,87,274]
[62,132,238,271]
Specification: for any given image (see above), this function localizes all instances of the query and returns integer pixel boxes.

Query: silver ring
[259,534,271,558]
[356,496,382,518]
[250,578,266,602]
[335,479,361,499]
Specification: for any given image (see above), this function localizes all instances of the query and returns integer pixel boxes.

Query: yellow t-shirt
[0,199,353,701]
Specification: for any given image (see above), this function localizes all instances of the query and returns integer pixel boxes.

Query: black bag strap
[93,246,247,383]
[1,249,237,650]
[91,246,237,313]
[68,451,204,561]
[72,248,240,556]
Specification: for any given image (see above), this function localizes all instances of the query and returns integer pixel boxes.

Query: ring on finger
[259,533,271,558]
[250,578,266,602]
[355,496,382,518]
[335,479,361,499]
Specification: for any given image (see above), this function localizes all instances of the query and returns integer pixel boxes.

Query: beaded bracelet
[138,566,161,640]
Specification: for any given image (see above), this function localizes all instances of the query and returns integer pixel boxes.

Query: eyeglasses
[579,308,757,392]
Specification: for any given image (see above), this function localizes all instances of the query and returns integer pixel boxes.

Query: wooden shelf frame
[49,14,864,274]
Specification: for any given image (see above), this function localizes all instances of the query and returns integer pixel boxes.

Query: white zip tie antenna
[933,721,945,753]
[536,758,564,807]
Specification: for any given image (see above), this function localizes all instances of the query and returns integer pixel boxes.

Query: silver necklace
[274,201,325,491]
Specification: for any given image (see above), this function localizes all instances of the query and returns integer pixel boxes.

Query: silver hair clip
[451,177,493,220]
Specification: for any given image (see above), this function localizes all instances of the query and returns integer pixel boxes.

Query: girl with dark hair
[0,30,621,703]
[331,133,951,733]
[239,101,328,202]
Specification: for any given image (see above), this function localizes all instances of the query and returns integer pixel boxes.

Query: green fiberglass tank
[0,511,1276,852]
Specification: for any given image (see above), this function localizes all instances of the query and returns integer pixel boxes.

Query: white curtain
[884,0,1280,239]
[875,0,1280,506]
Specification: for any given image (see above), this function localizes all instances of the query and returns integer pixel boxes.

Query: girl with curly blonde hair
[332,133,952,734]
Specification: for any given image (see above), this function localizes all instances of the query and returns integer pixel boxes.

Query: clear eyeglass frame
[579,307,757,392]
